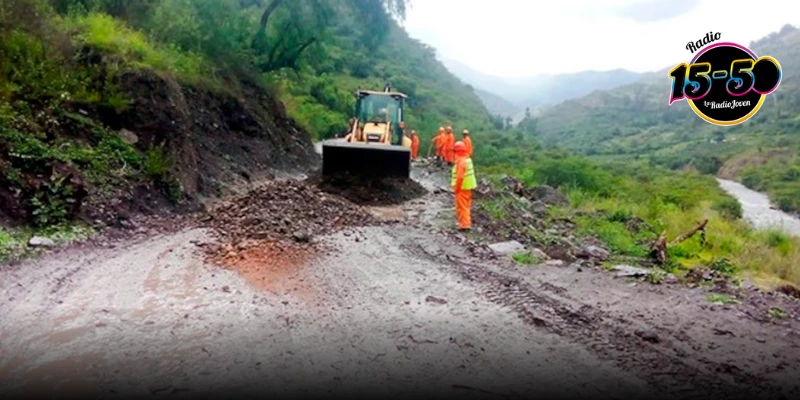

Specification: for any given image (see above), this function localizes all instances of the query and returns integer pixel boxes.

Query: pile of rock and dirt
[198,179,381,291]
[200,179,379,246]
[308,173,428,206]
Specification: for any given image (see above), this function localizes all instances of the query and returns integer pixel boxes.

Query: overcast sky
[403,0,800,77]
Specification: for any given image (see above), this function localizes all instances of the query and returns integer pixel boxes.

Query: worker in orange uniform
[432,127,445,163]
[444,126,456,165]
[462,129,473,157]
[452,141,477,231]
[410,130,420,159]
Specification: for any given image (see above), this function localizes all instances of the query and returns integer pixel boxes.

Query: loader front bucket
[322,140,411,179]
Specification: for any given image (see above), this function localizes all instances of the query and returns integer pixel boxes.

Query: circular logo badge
[668,42,782,126]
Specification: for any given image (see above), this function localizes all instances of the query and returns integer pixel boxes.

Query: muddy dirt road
[1,166,799,400]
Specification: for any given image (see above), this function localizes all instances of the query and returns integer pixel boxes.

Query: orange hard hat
[454,141,467,154]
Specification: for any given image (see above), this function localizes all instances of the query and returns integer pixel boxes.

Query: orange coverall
[411,134,419,159]
[444,131,455,164]
[433,132,444,158]
[453,154,474,230]
[463,135,473,157]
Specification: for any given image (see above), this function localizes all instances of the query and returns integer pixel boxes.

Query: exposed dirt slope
[103,72,318,199]
[0,69,319,228]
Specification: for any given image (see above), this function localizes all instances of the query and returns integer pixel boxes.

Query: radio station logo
[668,33,782,126]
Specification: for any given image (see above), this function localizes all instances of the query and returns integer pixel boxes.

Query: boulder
[529,185,568,206]
[530,201,548,215]
[28,236,56,248]
[576,245,610,261]
[118,129,139,145]
[530,248,549,261]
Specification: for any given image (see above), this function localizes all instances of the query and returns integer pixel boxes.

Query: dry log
[670,219,708,246]
[650,219,709,264]
[650,231,668,264]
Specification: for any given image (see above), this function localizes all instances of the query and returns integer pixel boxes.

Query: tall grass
[64,13,210,84]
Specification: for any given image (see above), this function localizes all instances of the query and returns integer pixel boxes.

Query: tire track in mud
[397,231,785,400]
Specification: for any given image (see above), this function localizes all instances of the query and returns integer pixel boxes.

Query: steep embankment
[0,8,317,232]
[531,24,800,211]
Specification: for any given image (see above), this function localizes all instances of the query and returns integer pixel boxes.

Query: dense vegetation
[528,24,800,213]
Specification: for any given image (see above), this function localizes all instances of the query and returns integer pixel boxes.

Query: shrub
[712,196,743,220]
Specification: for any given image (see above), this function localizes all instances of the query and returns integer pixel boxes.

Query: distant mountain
[441,58,642,121]
[473,87,521,117]
[517,69,643,107]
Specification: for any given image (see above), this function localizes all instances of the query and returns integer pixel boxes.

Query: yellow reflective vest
[451,157,477,190]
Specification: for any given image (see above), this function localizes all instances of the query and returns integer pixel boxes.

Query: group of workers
[403,125,475,231]
[431,125,472,165]
[405,125,472,165]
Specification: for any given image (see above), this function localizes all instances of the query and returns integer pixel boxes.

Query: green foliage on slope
[530,24,800,212]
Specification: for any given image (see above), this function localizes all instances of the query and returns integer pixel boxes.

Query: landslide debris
[309,173,427,206]
[199,179,380,293]
[201,179,379,245]
[205,239,318,296]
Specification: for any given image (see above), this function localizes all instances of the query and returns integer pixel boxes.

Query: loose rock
[531,248,549,261]
[576,245,610,261]
[613,265,650,278]
[488,240,526,256]
[635,329,660,343]
[28,236,56,248]
[529,185,569,206]
[545,260,566,267]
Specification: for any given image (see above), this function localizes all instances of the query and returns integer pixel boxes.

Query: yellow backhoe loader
[321,85,412,179]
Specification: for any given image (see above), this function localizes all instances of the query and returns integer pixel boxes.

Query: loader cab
[355,90,407,145]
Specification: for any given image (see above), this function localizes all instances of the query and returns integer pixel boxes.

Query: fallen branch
[650,219,709,264]
[671,219,708,246]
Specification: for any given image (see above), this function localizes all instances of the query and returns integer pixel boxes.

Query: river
[716,179,800,236]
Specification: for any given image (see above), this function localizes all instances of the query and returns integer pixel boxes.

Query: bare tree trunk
[259,0,285,31]
[670,219,708,245]
[651,231,667,264]
[650,219,709,264]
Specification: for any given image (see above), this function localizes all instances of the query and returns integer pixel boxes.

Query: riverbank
[717,179,800,236]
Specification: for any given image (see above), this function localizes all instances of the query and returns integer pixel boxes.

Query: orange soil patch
[206,240,321,301]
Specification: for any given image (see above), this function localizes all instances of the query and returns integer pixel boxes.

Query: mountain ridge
[441,58,642,118]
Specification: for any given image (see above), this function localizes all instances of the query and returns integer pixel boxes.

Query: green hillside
[531,24,800,212]
[0,0,495,226]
